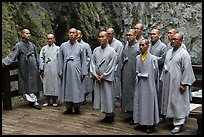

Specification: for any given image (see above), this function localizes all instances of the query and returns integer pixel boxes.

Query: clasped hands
[95,75,103,82]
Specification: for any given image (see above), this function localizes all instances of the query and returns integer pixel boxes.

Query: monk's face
[22,29,31,40]
[150,29,160,43]
[106,28,114,43]
[126,31,136,44]
[77,31,82,42]
[168,29,177,43]
[134,24,143,37]
[47,34,55,46]
[98,31,108,47]
[68,28,77,42]
[172,34,182,49]
[139,40,149,54]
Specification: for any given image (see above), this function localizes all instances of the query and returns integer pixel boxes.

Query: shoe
[52,103,58,107]
[43,103,49,107]
[146,125,155,133]
[29,102,34,107]
[74,108,81,114]
[134,124,146,131]
[104,116,114,123]
[159,116,166,123]
[129,120,137,125]
[63,109,73,114]
[171,125,183,134]
[125,117,133,122]
[34,105,41,110]
[101,116,108,122]
[82,100,86,105]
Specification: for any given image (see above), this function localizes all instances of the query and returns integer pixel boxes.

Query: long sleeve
[39,46,45,70]
[2,44,20,65]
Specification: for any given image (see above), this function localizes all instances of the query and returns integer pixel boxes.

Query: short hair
[176,32,183,41]
[99,31,108,37]
[106,28,115,34]
[127,29,136,35]
[144,39,149,45]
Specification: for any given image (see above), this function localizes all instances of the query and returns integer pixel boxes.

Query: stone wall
[2,2,202,64]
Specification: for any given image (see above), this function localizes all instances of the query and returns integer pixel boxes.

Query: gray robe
[2,39,42,95]
[90,45,117,113]
[133,52,160,125]
[39,44,60,96]
[149,39,167,114]
[120,41,140,112]
[58,40,88,103]
[109,38,124,98]
[79,40,93,94]
[160,47,196,119]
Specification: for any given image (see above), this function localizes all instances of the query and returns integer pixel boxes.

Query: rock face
[2,2,202,64]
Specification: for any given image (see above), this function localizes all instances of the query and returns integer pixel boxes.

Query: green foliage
[2,2,54,56]
[2,2,119,56]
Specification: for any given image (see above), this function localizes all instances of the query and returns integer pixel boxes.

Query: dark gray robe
[120,41,140,112]
[149,39,167,114]
[2,39,42,95]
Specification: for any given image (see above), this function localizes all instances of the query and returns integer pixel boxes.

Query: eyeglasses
[139,44,145,47]
[126,34,134,37]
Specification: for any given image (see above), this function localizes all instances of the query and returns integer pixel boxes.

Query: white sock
[34,101,39,106]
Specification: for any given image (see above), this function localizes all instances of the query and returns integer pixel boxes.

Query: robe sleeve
[90,49,97,78]
[39,46,45,70]
[101,50,117,81]
[58,45,64,75]
[33,43,40,69]
[180,52,196,86]
[2,44,20,65]
[158,45,167,66]
[152,57,159,93]
[80,45,88,75]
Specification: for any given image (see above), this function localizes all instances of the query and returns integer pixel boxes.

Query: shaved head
[135,23,144,31]
[106,28,115,34]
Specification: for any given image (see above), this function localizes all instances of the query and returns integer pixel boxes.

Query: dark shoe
[129,120,137,125]
[101,116,108,122]
[74,108,81,114]
[104,116,114,123]
[146,125,155,133]
[82,100,86,105]
[63,109,73,114]
[159,116,166,123]
[34,105,41,110]
[29,102,34,107]
[171,125,183,134]
[125,117,133,122]
[134,124,146,131]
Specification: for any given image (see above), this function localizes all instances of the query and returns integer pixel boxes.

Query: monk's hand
[40,70,44,78]
[59,73,63,79]
[179,85,186,94]
[80,75,85,81]
[99,75,104,81]
[95,75,101,82]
